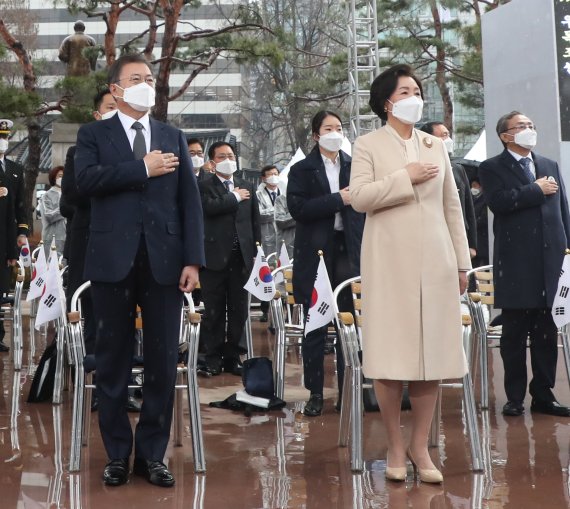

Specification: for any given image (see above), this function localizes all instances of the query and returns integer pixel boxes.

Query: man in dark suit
[0,119,29,352]
[187,137,213,182]
[421,121,477,258]
[198,141,260,376]
[479,110,570,417]
[74,54,205,487]
[287,111,365,416]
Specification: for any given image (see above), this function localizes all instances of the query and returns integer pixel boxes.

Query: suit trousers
[200,248,249,369]
[91,236,182,461]
[500,308,558,404]
[302,231,351,396]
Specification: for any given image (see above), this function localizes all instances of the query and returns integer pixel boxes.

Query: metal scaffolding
[347,0,380,141]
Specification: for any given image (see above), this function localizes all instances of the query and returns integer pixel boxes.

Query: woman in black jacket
[287,111,365,416]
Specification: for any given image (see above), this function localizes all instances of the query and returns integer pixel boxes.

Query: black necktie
[0,159,4,173]
[270,191,276,205]
[223,180,232,193]
[132,122,147,160]
[519,157,535,183]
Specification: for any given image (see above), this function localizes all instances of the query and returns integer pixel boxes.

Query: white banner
[552,253,570,328]
[35,253,65,329]
[26,246,48,301]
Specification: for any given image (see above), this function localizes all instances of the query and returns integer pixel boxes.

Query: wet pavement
[0,318,569,508]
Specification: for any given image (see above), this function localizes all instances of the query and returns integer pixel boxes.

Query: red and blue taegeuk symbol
[21,247,30,256]
[310,288,318,307]
[259,265,273,283]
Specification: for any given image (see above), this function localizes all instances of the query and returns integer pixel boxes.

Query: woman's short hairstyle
[49,165,64,186]
[369,64,424,121]
[311,110,342,135]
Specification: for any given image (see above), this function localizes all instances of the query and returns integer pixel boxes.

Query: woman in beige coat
[350,64,471,483]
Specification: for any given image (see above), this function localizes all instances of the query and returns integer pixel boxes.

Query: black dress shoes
[197,365,221,377]
[126,395,141,412]
[103,458,129,486]
[502,401,524,416]
[0,341,9,353]
[304,393,323,416]
[531,399,570,417]
[223,360,243,376]
[133,458,175,487]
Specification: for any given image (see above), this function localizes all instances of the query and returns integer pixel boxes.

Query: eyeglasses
[117,74,155,86]
[503,123,536,132]
[215,154,236,161]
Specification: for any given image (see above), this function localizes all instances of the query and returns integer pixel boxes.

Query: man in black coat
[75,55,205,487]
[479,110,570,417]
[287,140,365,416]
[0,119,29,352]
[421,121,477,258]
[198,141,260,376]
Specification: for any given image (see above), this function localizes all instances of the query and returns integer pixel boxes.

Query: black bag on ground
[242,356,275,399]
[27,341,57,403]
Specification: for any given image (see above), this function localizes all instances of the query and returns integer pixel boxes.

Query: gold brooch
[423,137,433,148]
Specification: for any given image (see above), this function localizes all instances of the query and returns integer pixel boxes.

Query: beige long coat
[350,125,471,381]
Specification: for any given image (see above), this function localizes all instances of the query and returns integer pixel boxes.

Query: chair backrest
[333,276,362,369]
[271,263,304,328]
[466,265,493,337]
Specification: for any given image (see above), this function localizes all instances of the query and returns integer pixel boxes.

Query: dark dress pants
[302,231,351,397]
[91,237,182,461]
[200,248,249,369]
[500,308,558,404]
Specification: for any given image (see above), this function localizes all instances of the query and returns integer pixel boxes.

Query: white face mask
[471,188,481,197]
[443,137,454,154]
[119,82,156,112]
[100,109,117,120]
[265,175,280,186]
[389,96,424,125]
[513,128,537,150]
[0,138,8,153]
[55,177,63,187]
[191,155,204,168]
[216,159,237,176]
[318,131,344,152]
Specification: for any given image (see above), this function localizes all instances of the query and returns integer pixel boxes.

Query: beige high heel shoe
[385,454,407,481]
[385,465,407,482]
[406,449,443,484]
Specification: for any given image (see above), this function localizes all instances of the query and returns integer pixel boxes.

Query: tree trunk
[429,0,453,134]
[153,0,183,121]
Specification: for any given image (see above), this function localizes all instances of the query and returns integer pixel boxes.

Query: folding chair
[1,261,25,370]
[335,276,484,473]
[67,282,206,473]
[269,263,303,400]
[466,265,570,410]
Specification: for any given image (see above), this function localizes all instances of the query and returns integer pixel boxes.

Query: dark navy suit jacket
[479,149,570,309]
[287,146,365,306]
[74,113,205,285]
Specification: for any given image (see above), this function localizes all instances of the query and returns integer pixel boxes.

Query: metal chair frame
[335,276,484,473]
[269,263,304,400]
[67,282,206,473]
[466,265,570,410]
[1,261,25,370]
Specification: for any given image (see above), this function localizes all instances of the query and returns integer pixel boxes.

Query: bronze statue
[58,21,97,77]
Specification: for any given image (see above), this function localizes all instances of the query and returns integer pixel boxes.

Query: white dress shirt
[508,149,536,178]
[321,154,343,231]
[217,175,243,203]
[117,110,151,175]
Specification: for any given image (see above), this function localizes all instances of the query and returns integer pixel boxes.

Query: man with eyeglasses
[187,137,214,181]
[479,111,570,418]
[74,54,205,487]
[197,141,260,377]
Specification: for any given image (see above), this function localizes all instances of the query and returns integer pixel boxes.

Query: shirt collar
[508,149,533,163]
[217,175,233,185]
[321,153,340,166]
[117,109,150,133]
